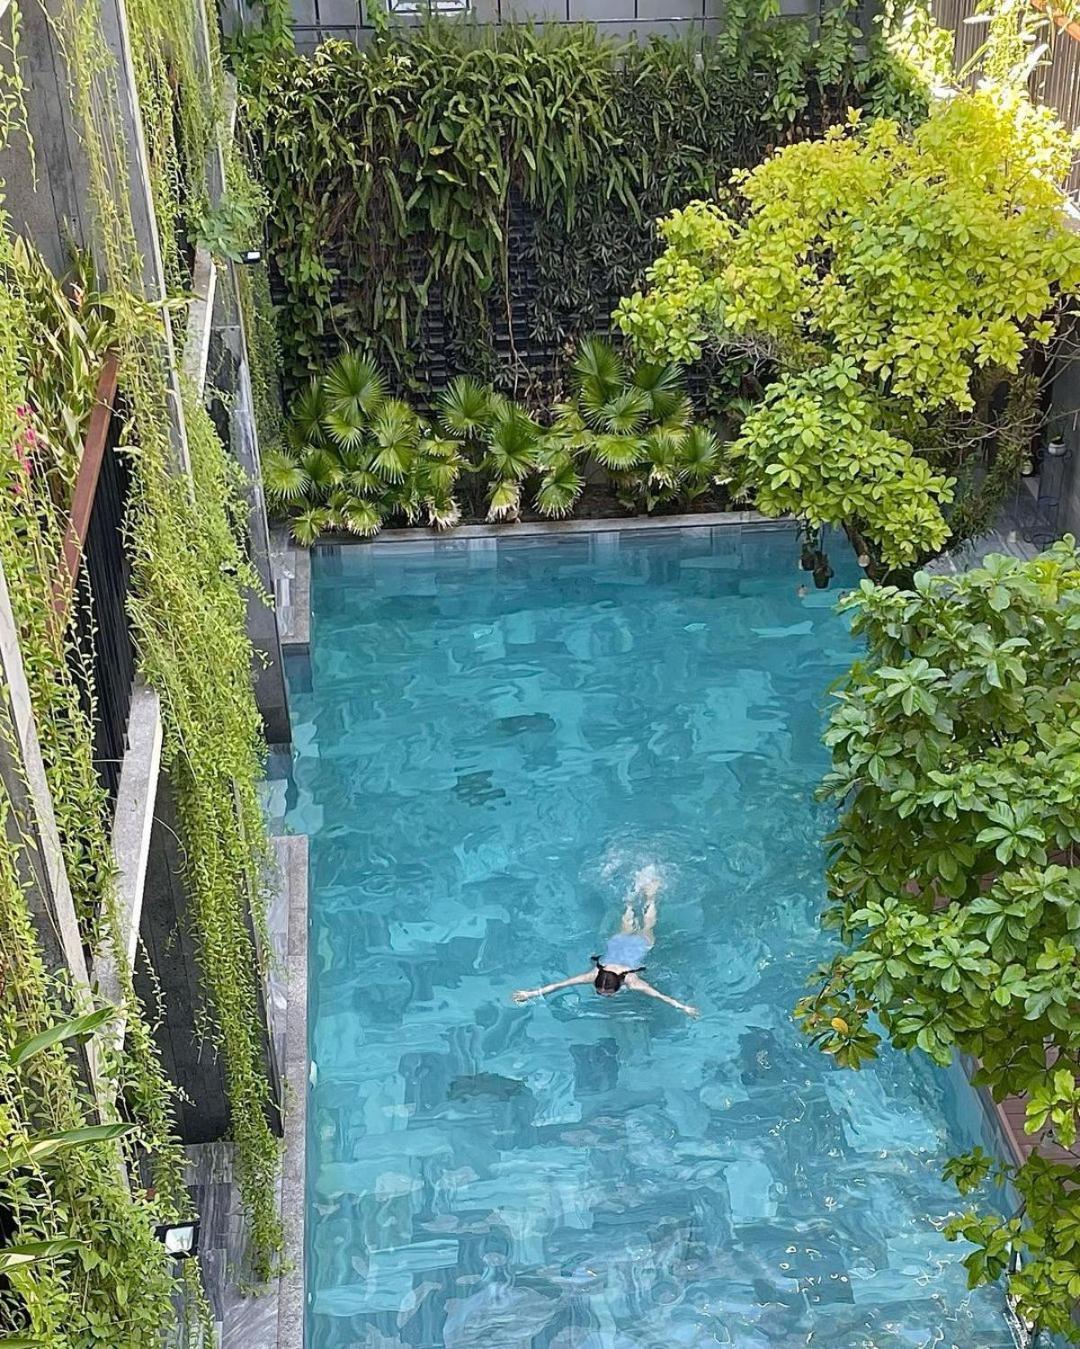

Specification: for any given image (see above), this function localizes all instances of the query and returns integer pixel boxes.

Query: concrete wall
[285,0,823,55]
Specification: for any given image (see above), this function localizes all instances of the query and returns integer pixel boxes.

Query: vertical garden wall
[237,10,929,399]
[0,0,286,1336]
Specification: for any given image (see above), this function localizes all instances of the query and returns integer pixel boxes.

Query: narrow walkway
[923,494,1039,577]
[182,832,308,1349]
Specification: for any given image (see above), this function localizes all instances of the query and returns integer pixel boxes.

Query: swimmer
[511,865,699,1018]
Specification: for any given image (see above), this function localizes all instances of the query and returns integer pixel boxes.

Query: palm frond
[371,398,418,444]
[439,376,493,438]
[290,379,327,446]
[644,428,683,476]
[487,479,521,522]
[599,386,651,435]
[633,360,687,422]
[485,408,540,480]
[371,443,410,482]
[572,337,624,401]
[369,399,418,481]
[302,446,344,492]
[658,393,694,431]
[323,351,386,422]
[262,448,310,504]
[322,407,368,452]
[339,497,383,537]
[290,507,331,546]
[534,457,583,518]
[592,434,646,470]
[680,425,724,482]
[427,495,461,530]
[344,468,382,495]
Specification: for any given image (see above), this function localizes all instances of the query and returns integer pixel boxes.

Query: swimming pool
[286,523,1015,1348]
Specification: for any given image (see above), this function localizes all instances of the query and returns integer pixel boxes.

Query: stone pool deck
[185,835,308,1349]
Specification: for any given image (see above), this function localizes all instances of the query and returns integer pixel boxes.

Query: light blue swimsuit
[601,933,649,968]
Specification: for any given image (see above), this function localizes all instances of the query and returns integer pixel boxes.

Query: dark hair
[594,966,624,994]
[590,954,645,995]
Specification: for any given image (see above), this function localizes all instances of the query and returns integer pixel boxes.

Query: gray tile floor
[179,831,307,1349]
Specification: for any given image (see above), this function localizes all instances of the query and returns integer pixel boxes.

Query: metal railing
[52,354,138,811]
[932,0,1080,198]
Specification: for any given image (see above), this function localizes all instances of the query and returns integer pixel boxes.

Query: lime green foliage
[556,338,723,515]
[196,147,268,263]
[0,1,227,1340]
[6,240,113,482]
[617,88,1080,567]
[124,0,219,292]
[236,22,917,392]
[797,542,1080,1339]
[128,390,284,1275]
[0,863,179,1345]
[55,0,284,1279]
[729,360,952,565]
[238,258,285,449]
[0,300,191,1341]
[268,341,723,541]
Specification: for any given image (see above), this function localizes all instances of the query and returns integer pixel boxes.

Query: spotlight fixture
[154,1220,200,1259]
[239,249,263,265]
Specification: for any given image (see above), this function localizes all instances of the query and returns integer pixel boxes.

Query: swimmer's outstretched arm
[625,972,699,1018]
[512,972,594,1004]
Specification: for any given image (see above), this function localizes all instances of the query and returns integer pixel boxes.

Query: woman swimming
[511,865,699,1018]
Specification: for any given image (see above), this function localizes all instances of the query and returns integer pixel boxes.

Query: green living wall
[237,14,927,400]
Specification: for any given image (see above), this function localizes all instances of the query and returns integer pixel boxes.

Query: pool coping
[322,508,775,545]
[276,833,308,1349]
[273,512,783,660]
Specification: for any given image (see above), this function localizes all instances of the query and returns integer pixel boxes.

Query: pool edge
[276,833,309,1349]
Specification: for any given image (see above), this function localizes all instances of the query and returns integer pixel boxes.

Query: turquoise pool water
[286,524,1015,1348]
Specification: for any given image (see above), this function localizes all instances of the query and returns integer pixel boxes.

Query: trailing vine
[240,265,284,447]
[125,0,221,294]
[52,0,284,1277]
[126,387,284,1275]
[0,254,201,1347]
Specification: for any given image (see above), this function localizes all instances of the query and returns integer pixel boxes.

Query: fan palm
[323,351,387,422]
[572,337,624,400]
[321,406,367,452]
[290,379,327,447]
[487,479,521,522]
[369,399,418,482]
[290,506,331,547]
[262,447,310,504]
[597,386,651,435]
[680,425,723,490]
[338,498,383,536]
[439,376,493,439]
[302,446,343,493]
[485,408,540,481]
[632,361,685,423]
[592,433,646,470]
[534,454,584,518]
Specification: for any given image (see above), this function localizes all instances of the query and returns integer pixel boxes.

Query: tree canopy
[797,541,1080,1337]
[616,88,1080,569]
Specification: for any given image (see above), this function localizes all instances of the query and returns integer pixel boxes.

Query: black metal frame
[69,401,137,809]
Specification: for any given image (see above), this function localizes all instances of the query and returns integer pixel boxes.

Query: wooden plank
[51,351,120,622]
[1032,0,1080,46]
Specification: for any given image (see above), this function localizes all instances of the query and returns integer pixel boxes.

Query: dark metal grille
[55,356,138,814]
[71,410,137,808]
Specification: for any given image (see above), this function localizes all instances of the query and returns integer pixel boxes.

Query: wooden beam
[1031,0,1080,44]
[52,351,120,622]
